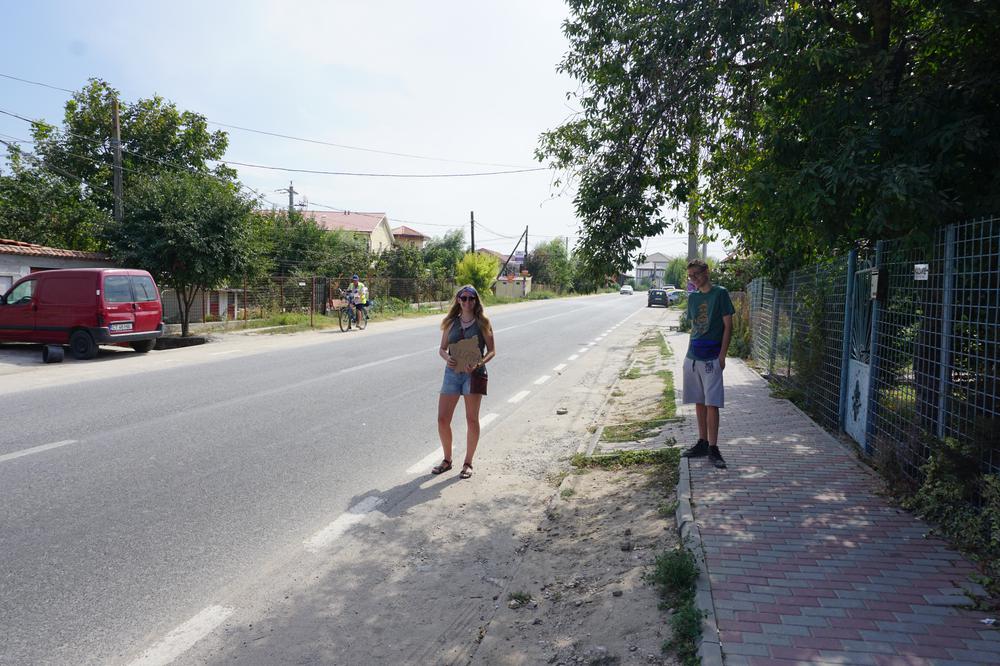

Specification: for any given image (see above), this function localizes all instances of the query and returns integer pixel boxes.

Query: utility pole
[687,135,700,261]
[277,181,298,214]
[524,225,528,259]
[111,98,123,224]
[470,211,475,253]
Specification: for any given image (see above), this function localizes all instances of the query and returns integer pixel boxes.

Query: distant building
[0,238,115,294]
[391,225,429,249]
[302,210,395,253]
[635,251,671,286]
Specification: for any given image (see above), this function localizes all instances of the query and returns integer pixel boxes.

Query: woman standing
[433,285,496,479]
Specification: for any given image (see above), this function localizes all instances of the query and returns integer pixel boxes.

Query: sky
[0,0,730,264]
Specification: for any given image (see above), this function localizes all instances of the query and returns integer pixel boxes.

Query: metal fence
[162,276,457,325]
[748,217,1000,482]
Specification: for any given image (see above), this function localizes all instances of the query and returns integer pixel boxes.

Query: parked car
[620,284,634,295]
[647,288,669,307]
[0,268,164,359]
[666,289,682,304]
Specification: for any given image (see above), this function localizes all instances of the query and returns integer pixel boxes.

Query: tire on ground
[42,345,65,363]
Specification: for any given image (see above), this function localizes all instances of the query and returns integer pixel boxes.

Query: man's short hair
[687,259,709,272]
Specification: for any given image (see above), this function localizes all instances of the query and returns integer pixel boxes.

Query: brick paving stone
[663,336,1000,666]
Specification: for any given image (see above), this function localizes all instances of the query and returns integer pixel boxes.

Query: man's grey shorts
[682,357,725,407]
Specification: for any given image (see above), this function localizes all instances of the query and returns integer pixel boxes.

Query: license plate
[109,322,133,332]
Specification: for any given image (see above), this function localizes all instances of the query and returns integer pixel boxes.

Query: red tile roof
[0,238,108,260]
[391,225,428,239]
[302,211,387,234]
[476,247,505,258]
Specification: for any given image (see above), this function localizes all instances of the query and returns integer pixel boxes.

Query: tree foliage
[524,239,573,291]
[259,210,369,278]
[422,229,465,280]
[455,251,499,294]
[539,1,1000,283]
[106,171,259,335]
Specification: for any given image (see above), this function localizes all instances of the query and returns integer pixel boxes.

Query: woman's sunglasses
[458,295,477,302]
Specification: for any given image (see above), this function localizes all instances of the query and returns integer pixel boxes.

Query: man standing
[681,259,734,468]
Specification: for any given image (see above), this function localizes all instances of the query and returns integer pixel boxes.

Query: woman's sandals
[431,459,452,474]
[459,462,473,479]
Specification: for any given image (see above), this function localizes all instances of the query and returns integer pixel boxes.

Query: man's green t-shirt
[686,285,735,360]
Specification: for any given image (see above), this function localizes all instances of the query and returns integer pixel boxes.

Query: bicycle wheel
[357,307,367,330]
[338,307,349,332]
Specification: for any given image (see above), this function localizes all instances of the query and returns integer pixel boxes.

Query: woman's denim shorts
[440,367,472,395]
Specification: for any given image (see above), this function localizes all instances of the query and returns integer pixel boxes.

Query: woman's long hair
[441,285,492,335]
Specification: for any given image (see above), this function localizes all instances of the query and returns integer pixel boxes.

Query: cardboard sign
[448,337,482,372]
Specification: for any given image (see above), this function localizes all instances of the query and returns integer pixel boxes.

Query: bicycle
[333,289,368,332]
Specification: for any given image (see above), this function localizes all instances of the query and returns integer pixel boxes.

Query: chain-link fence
[162,276,457,326]
[748,217,1000,483]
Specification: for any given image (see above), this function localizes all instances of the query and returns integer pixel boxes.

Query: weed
[601,418,671,442]
[620,366,642,380]
[572,448,679,469]
[611,389,625,397]
[658,500,679,517]
[560,488,576,499]
[509,591,532,604]
[546,470,569,487]
[649,547,702,665]
[663,603,705,665]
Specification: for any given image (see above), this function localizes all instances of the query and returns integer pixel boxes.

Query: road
[0,293,652,665]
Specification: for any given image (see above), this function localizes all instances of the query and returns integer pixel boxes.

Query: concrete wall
[494,276,532,299]
[0,254,117,295]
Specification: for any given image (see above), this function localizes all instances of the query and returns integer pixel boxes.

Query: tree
[257,209,369,278]
[523,239,573,292]
[0,147,106,250]
[455,251,498,295]
[422,230,465,280]
[539,1,1000,283]
[106,171,259,336]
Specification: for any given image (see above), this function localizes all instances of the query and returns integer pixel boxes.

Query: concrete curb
[676,457,724,666]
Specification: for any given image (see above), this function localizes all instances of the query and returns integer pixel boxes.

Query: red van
[0,268,164,359]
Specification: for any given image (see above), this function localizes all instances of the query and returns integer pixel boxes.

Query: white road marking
[533,375,551,385]
[553,363,567,373]
[576,348,587,353]
[579,347,590,354]
[588,341,597,346]
[481,412,499,427]
[508,390,530,404]
[209,349,242,356]
[0,440,77,464]
[304,496,384,553]
[406,450,444,475]
[567,354,579,361]
[129,605,233,666]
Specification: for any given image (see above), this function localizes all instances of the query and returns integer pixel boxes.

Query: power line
[218,159,548,179]
[0,71,538,170]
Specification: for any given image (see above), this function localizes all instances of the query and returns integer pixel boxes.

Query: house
[635,251,671,286]
[302,210,395,253]
[0,238,115,294]
[479,247,525,276]
[391,225,429,249]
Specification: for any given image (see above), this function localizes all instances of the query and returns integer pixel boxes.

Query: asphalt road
[0,293,649,665]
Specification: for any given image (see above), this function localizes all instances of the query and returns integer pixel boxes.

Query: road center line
[481,412,499,427]
[553,363,567,373]
[508,390,530,404]
[129,605,233,666]
[304,496,384,553]
[567,354,579,361]
[579,347,590,354]
[533,375,551,385]
[576,347,587,353]
[0,440,78,464]
[209,349,242,356]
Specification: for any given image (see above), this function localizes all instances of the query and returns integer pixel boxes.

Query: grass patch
[658,500,679,517]
[508,591,532,604]
[620,366,642,380]
[571,447,679,470]
[648,547,702,665]
[601,370,678,442]
[560,487,576,499]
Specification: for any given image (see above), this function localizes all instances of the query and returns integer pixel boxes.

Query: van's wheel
[131,340,155,353]
[69,330,99,360]
[42,345,65,363]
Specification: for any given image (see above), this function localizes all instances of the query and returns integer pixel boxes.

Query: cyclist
[345,274,368,329]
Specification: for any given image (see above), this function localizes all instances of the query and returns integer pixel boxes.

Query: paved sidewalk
[662,330,999,666]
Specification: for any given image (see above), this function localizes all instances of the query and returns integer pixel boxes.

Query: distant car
[666,289,682,304]
[647,288,669,307]
[619,285,634,295]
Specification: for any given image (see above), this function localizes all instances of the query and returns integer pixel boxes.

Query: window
[130,275,158,302]
[103,275,133,303]
[6,279,35,305]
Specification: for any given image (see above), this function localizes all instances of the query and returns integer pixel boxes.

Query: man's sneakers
[681,439,710,458]
[708,445,727,469]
